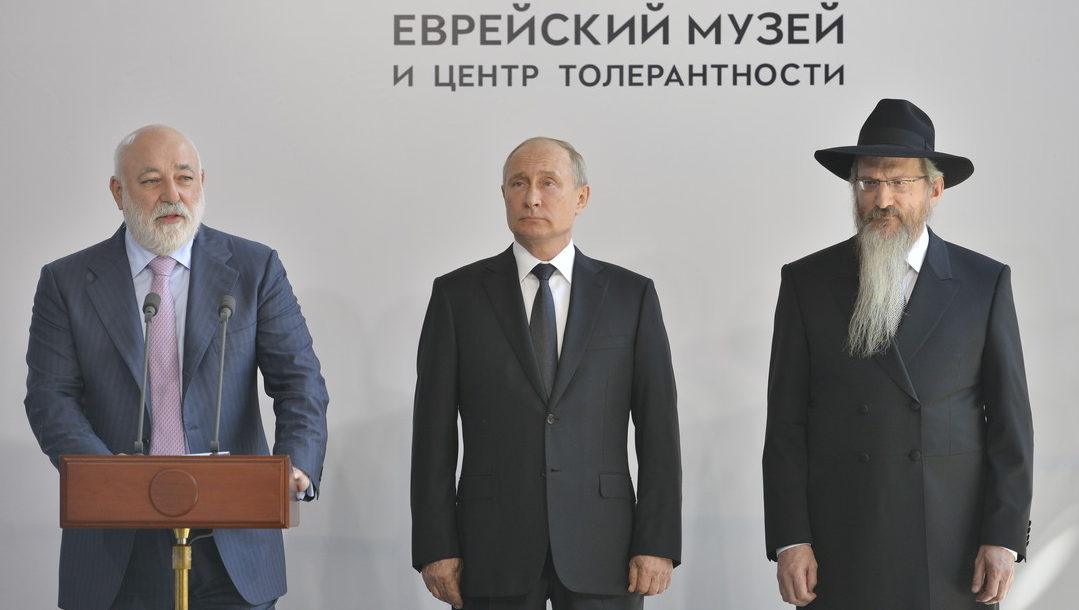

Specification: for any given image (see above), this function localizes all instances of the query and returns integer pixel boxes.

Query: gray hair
[502,137,588,187]
[921,157,944,183]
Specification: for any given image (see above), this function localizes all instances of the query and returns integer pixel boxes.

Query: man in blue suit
[24,125,329,609]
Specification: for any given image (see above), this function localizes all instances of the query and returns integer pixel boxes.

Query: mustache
[152,202,190,220]
[864,207,901,222]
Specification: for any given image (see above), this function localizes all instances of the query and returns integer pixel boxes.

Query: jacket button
[909,401,921,411]
[909,450,922,461]
[546,414,555,425]
[858,404,869,415]
[858,452,870,463]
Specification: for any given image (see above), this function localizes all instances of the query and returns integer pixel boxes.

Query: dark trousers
[109,530,275,610]
[462,551,644,610]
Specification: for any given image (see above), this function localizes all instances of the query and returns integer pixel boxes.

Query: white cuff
[776,543,810,556]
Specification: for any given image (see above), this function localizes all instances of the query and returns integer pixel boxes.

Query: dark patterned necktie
[530,263,557,397]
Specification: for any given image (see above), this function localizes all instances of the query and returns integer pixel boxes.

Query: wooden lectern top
[60,454,297,529]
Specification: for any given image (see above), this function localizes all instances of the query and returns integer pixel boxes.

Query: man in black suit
[411,137,681,609]
[763,99,1034,609]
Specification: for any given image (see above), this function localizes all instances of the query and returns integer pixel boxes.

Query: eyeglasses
[855,176,928,194]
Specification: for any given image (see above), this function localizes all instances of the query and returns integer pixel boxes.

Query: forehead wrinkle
[507,165,564,181]
[513,160,566,175]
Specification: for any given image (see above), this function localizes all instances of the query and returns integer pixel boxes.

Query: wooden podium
[60,454,297,610]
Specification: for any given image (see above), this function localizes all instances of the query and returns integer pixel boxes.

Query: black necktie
[530,263,557,397]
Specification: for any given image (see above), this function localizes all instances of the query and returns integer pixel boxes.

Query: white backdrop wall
[2,1,1076,608]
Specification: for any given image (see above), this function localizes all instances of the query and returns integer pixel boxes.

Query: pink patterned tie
[148,256,186,455]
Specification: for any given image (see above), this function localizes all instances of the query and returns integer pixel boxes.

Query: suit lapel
[84,227,143,387]
[870,230,958,403]
[894,229,956,363]
[182,228,239,399]
[548,250,608,410]
[482,247,548,404]
[875,342,919,402]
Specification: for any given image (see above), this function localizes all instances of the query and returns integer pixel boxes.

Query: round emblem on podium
[148,469,199,517]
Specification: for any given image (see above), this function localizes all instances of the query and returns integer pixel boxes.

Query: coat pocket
[598,472,635,500]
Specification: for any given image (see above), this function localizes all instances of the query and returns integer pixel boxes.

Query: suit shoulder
[783,238,855,275]
[41,231,123,276]
[941,238,1008,274]
[433,253,506,287]
[585,256,654,288]
[198,225,275,259]
[44,238,109,265]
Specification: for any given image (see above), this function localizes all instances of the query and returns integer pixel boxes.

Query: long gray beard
[847,224,915,358]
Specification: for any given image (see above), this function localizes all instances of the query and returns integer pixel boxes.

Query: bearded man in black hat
[762,99,1033,609]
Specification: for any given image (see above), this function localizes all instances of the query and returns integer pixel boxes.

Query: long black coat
[411,246,681,596]
[763,229,1033,609]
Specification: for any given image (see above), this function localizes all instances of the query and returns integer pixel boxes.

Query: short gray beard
[846,218,916,358]
[122,195,204,256]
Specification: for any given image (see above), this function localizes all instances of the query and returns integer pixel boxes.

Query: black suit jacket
[763,229,1033,609]
[411,246,681,596]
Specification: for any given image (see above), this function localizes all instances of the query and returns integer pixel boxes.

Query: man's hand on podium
[291,467,311,495]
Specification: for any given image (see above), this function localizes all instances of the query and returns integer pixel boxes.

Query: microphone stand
[210,296,235,455]
[133,292,160,455]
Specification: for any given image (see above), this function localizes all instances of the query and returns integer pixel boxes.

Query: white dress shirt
[903,224,930,303]
[512,240,574,356]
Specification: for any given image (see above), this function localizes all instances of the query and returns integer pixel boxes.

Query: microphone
[210,295,235,454]
[134,292,161,454]
[142,292,160,320]
[218,295,235,322]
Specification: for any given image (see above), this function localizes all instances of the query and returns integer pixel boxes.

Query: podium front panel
[60,455,294,529]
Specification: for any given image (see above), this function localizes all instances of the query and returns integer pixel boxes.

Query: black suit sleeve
[762,264,814,560]
[411,277,462,570]
[628,279,682,564]
[979,265,1034,559]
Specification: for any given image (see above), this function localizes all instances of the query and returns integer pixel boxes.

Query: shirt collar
[124,226,195,278]
[907,224,929,273]
[512,240,575,284]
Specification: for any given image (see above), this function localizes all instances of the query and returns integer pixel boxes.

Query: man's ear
[575,184,591,214]
[110,176,123,209]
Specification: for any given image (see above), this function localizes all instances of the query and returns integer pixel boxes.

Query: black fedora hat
[814,98,974,188]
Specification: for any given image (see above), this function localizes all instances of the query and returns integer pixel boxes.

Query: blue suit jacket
[25,224,329,609]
